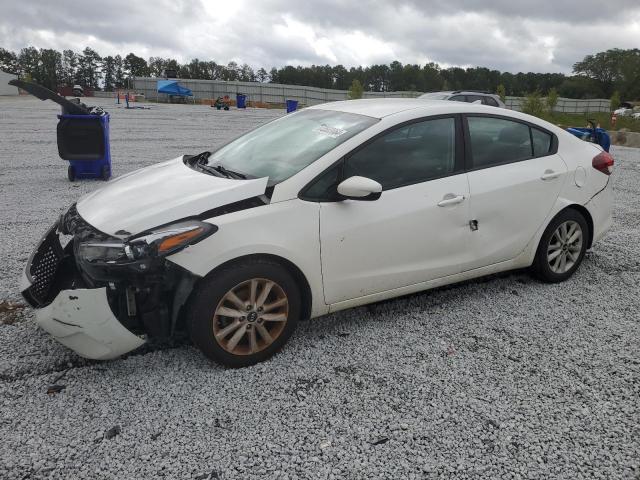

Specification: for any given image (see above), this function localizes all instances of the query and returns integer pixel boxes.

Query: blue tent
[157,80,193,97]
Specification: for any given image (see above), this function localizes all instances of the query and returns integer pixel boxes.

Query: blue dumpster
[8,79,113,181]
[566,126,611,152]
[236,93,247,108]
[57,112,112,181]
[286,99,298,113]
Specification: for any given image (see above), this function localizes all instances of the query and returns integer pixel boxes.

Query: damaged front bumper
[35,287,145,360]
[22,206,200,360]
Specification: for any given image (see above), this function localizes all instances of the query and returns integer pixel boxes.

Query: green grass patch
[534,112,640,133]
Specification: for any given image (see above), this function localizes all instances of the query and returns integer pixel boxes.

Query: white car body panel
[319,174,471,304]
[23,99,614,360]
[36,288,145,360]
[167,200,328,317]
[77,156,269,236]
[465,153,568,269]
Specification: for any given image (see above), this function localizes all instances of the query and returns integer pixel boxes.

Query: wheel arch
[190,253,313,322]
[562,204,594,248]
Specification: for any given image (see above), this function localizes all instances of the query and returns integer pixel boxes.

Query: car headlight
[77,221,216,264]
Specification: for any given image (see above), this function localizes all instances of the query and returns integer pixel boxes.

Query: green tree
[39,48,62,90]
[61,49,78,86]
[77,47,102,89]
[102,56,116,91]
[256,68,269,83]
[521,91,546,117]
[610,91,621,111]
[114,55,125,88]
[239,63,255,82]
[0,47,19,73]
[124,52,149,78]
[348,79,364,99]
[546,87,559,113]
[573,48,640,98]
[18,47,40,79]
[497,84,506,102]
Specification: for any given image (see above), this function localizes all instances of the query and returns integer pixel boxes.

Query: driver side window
[342,117,457,190]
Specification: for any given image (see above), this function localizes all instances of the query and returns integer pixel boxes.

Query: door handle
[437,194,465,207]
[541,169,561,181]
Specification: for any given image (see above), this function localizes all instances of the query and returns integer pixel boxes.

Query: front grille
[27,225,64,305]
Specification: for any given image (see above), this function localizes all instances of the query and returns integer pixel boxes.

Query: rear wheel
[187,259,301,367]
[532,209,589,283]
[67,165,76,182]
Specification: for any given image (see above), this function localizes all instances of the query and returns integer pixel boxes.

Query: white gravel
[0,96,638,479]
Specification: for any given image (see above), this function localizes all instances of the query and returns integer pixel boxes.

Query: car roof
[307,98,569,137]
[308,98,493,119]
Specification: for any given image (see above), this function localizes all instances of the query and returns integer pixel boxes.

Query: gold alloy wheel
[212,278,289,355]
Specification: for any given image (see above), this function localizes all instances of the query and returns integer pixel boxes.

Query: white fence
[504,96,610,113]
[131,77,610,113]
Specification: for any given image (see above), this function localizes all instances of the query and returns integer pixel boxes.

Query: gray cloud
[1,0,639,73]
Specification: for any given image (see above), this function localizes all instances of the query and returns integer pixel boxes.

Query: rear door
[463,115,567,269]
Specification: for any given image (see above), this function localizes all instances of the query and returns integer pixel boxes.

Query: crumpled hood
[77,157,269,236]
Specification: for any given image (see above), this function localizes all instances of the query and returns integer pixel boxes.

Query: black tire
[531,208,589,283]
[67,165,75,182]
[187,258,301,368]
[101,165,110,181]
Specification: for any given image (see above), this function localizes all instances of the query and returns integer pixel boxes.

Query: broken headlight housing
[77,221,216,265]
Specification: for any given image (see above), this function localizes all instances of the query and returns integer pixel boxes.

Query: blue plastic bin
[286,99,298,113]
[236,94,247,108]
[57,113,112,181]
[566,126,611,152]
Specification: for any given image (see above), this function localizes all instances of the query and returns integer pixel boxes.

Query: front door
[311,116,472,304]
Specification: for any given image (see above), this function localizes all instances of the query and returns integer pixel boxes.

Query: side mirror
[336,176,382,201]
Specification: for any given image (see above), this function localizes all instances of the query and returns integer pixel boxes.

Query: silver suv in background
[419,90,506,108]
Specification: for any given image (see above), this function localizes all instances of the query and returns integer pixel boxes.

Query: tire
[187,258,301,367]
[531,208,589,283]
[101,165,110,181]
[67,165,75,182]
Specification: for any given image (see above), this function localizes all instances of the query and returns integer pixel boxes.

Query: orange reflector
[158,227,204,253]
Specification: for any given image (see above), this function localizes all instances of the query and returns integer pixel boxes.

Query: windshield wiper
[186,152,248,179]
[187,151,211,166]
[210,164,247,179]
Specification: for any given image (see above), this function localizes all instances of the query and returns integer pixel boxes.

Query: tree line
[1,46,638,100]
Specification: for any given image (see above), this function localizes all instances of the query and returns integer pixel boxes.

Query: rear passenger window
[466,95,484,104]
[467,117,532,169]
[483,97,499,107]
[343,117,457,190]
[532,128,552,156]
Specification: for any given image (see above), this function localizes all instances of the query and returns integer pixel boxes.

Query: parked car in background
[22,99,613,367]
[614,102,637,117]
[419,90,506,108]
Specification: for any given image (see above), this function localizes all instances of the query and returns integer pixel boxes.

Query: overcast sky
[1,0,639,73]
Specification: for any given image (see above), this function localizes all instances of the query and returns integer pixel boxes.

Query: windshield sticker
[313,124,347,139]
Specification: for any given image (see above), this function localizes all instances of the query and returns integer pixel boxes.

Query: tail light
[592,151,614,175]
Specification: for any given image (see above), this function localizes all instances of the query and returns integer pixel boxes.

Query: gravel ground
[0,96,638,479]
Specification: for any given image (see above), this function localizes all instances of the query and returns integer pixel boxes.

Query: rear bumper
[35,287,145,360]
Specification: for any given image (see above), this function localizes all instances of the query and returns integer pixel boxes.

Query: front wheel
[67,165,76,182]
[531,209,589,283]
[187,259,301,367]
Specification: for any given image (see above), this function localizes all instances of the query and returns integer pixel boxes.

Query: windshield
[207,109,378,184]
[420,93,449,100]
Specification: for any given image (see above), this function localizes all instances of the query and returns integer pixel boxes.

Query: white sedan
[21,99,614,367]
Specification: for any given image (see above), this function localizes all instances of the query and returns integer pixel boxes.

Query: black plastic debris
[104,425,121,440]
[46,384,66,395]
